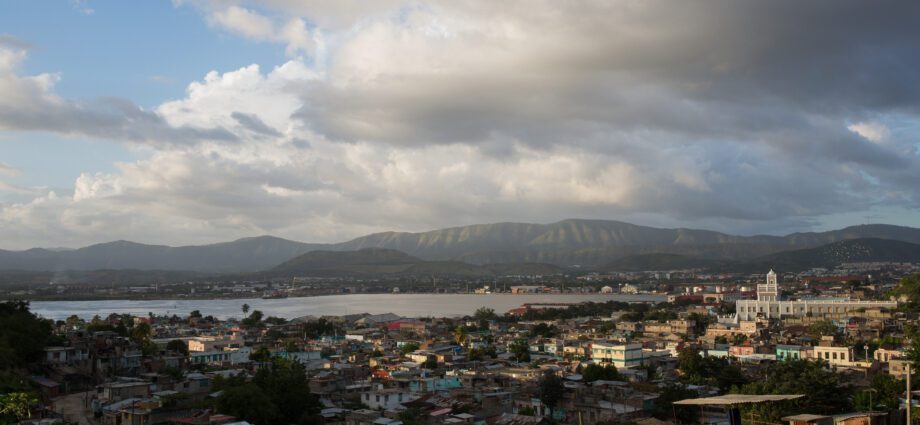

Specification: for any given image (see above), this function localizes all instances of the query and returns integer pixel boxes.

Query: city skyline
[1,1,919,249]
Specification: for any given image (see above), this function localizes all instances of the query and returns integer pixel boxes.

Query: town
[2,269,920,425]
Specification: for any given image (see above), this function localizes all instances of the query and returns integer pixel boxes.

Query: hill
[744,238,920,272]
[2,220,920,272]
[600,238,920,272]
[271,248,491,278]
[335,220,920,266]
[0,236,327,273]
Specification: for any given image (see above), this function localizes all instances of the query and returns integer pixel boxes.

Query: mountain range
[602,238,920,272]
[2,219,920,272]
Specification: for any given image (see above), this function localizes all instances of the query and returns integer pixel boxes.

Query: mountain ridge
[2,220,920,272]
[602,238,920,272]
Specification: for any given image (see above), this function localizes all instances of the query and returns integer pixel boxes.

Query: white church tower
[757,269,780,302]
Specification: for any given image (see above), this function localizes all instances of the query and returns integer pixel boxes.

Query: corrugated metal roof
[673,394,805,405]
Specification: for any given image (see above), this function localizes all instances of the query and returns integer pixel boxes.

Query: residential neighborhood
[2,269,920,425]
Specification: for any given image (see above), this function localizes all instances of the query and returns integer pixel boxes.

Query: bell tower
[757,269,780,302]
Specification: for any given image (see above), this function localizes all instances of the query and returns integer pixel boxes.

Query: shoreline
[8,291,667,303]
[26,293,667,321]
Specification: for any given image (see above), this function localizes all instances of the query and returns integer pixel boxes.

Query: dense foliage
[733,360,852,422]
[216,358,322,424]
[582,363,620,382]
[509,339,531,362]
[0,301,55,372]
[677,348,748,392]
[651,383,699,424]
[853,374,903,411]
[529,323,559,338]
[302,318,337,339]
[890,274,920,310]
[538,371,565,411]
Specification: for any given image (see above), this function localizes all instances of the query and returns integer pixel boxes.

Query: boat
[261,290,288,299]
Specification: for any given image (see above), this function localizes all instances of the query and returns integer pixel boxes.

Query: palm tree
[242,303,250,317]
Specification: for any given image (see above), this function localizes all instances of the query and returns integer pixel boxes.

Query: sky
[0,0,919,249]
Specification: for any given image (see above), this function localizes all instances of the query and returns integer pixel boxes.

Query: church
[734,270,897,321]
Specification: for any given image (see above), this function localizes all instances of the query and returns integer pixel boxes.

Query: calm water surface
[30,293,665,320]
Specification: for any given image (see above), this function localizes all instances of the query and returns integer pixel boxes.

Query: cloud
[0,41,236,147]
[1,1,920,248]
[0,163,19,177]
[848,121,891,143]
[207,5,314,57]
[69,0,95,15]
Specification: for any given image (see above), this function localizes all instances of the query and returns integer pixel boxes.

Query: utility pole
[908,363,912,425]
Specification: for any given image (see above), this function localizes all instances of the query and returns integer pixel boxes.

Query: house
[776,345,811,361]
[361,388,418,410]
[44,346,91,365]
[99,381,152,402]
[591,342,669,368]
[813,346,856,367]
[874,348,903,363]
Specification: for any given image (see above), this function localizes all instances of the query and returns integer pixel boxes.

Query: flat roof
[674,394,805,406]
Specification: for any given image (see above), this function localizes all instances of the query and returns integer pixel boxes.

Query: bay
[29,293,665,321]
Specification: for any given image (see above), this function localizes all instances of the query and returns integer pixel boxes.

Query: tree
[905,337,920,372]
[0,392,37,422]
[529,323,559,338]
[264,316,287,326]
[217,358,321,425]
[582,363,620,382]
[890,274,920,310]
[510,339,531,363]
[242,310,264,328]
[807,320,838,339]
[734,359,852,422]
[253,358,322,423]
[454,326,467,347]
[250,347,272,363]
[854,374,903,411]
[473,307,497,321]
[189,310,202,319]
[651,384,699,424]
[0,301,55,371]
[242,304,250,316]
[686,312,712,335]
[131,322,152,345]
[218,384,280,425]
[677,347,747,392]
[400,342,420,355]
[302,318,336,339]
[166,339,189,356]
[538,371,565,413]
[65,314,83,329]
